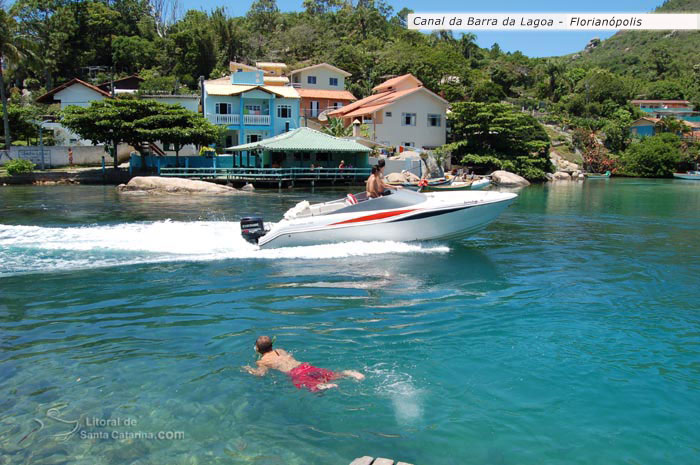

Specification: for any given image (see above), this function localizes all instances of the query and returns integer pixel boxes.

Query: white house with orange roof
[328,74,447,150]
[289,63,357,120]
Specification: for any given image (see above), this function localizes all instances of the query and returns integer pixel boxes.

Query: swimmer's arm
[243,361,269,377]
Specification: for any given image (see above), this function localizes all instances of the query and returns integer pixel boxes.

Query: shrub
[621,133,682,177]
[5,159,36,176]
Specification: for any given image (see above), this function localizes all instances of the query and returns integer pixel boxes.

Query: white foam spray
[367,363,423,424]
[0,221,449,275]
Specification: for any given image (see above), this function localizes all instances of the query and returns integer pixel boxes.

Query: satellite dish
[318,109,330,122]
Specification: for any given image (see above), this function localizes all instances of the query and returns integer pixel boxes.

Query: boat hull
[423,179,490,191]
[673,173,700,180]
[257,191,516,248]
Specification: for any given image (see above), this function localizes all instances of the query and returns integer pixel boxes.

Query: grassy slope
[562,0,700,79]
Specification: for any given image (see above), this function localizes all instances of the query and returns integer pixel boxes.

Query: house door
[310,101,319,118]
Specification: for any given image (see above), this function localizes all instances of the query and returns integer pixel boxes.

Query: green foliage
[61,99,219,163]
[645,80,686,100]
[446,102,552,180]
[321,117,352,137]
[621,133,683,177]
[5,158,35,175]
[112,36,157,73]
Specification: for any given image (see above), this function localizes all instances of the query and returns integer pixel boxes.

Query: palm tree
[658,116,691,136]
[0,7,32,150]
[321,117,352,138]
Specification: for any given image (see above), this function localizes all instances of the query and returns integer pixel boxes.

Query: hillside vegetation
[1,0,699,177]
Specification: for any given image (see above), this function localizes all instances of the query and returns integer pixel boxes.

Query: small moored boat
[673,171,700,180]
[421,178,490,191]
[585,171,611,179]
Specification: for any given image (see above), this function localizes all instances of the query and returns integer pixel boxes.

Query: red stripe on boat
[331,209,416,225]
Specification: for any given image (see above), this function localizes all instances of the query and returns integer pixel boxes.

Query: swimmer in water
[243,336,365,391]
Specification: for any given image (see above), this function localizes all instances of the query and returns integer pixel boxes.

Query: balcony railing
[243,114,270,125]
[209,114,272,126]
[212,114,240,125]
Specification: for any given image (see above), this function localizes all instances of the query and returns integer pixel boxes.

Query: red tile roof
[36,78,113,104]
[329,85,446,118]
[296,89,356,100]
[630,99,691,105]
[372,74,422,92]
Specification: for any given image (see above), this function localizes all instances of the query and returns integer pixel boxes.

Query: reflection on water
[1,180,699,465]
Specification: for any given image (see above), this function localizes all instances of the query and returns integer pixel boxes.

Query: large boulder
[552,171,572,181]
[117,176,243,194]
[490,170,530,187]
[385,171,420,183]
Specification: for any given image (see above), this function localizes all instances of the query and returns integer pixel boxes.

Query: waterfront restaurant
[225,127,371,169]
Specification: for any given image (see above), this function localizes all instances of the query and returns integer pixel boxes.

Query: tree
[61,99,218,168]
[657,115,691,136]
[246,0,279,32]
[442,102,552,180]
[1,7,34,150]
[581,131,617,174]
[603,108,633,153]
[622,133,683,177]
[136,103,219,166]
[321,117,352,137]
[112,35,157,73]
[650,45,671,78]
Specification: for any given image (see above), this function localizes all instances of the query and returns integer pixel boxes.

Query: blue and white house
[203,70,301,166]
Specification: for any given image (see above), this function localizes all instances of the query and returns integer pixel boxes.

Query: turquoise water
[1,179,699,465]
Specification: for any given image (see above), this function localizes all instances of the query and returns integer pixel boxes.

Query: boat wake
[0,221,449,276]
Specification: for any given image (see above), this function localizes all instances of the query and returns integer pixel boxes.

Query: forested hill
[2,0,699,105]
[565,0,700,80]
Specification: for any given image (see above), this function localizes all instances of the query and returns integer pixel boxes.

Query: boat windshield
[334,189,427,214]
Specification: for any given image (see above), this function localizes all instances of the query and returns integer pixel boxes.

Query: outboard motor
[241,216,267,244]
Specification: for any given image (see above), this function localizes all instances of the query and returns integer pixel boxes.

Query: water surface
[1,179,699,464]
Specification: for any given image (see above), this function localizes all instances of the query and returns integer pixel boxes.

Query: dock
[350,457,414,465]
[157,167,371,188]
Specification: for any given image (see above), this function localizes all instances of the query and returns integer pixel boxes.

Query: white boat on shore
[241,189,517,249]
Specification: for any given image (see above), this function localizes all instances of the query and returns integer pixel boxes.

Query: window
[225,135,233,147]
[428,114,441,127]
[215,103,231,114]
[402,113,416,126]
[402,142,415,147]
[307,75,317,84]
[246,134,261,144]
[293,75,300,83]
[332,102,343,109]
[277,105,292,118]
[244,104,262,115]
[329,77,338,86]
[385,111,392,117]
[285,121,290,132]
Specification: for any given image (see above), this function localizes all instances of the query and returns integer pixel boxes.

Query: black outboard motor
[240,216,267,244]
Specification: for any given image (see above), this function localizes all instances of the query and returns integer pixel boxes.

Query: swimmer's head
[255,336,273,354]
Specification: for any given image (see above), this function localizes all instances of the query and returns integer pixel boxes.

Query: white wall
[293,67,347,91]
[1,144,133,167]
[54,85,107,110]
[374,90,447,149]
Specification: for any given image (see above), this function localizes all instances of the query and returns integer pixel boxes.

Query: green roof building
[226,127,371,168]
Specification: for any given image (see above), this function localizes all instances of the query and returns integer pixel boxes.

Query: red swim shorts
[288,363,339,392]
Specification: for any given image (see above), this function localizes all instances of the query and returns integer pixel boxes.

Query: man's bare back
[244,336,364,391]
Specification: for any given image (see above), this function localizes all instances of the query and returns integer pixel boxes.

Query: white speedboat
[241,189,517,249]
